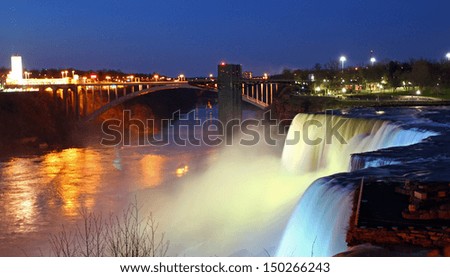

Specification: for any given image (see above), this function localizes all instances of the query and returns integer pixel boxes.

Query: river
[1,105,449,257]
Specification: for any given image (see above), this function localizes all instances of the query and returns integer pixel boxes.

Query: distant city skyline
[1,0,450,76]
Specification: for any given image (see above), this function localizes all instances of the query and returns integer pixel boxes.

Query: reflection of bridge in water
[4,64,293,121]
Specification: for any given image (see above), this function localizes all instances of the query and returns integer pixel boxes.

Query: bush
[49,201,169,257]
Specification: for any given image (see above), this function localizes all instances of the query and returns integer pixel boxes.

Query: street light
[340,56,347,72]
[370,57,376,66]
[446,52,450,61]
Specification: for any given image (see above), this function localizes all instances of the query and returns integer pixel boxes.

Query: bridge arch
[84,84,212,122]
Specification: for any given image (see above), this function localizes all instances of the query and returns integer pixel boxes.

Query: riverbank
[0,92,77,156]
[271,91,450,122]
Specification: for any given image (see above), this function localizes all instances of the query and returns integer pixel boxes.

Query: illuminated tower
[10,56,23,82]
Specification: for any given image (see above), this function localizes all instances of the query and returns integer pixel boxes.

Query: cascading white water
[276,177,355,257]
[350,155,398,171]
[276,113,436,257]
[281,114,435,175]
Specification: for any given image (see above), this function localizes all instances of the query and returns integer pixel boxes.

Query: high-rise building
[10,56,23,82]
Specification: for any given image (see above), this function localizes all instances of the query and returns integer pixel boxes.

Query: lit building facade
[7,56,24,84]
[243,71,253,79]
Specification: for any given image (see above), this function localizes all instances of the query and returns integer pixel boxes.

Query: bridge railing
[241,81,286,108]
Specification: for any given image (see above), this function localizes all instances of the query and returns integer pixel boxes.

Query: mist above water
[137,144,318,256]
[134,112,436,257]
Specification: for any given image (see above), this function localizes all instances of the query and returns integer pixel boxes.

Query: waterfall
[276,113,436,257]
[350,155,398,171]
[276,177,355,257]
[281,114,434,175]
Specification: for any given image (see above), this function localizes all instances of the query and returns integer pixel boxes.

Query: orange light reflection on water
[2,159,39,233]
[176,165,189,177]
[1,147,195,238]
[42,148,102,217]
[140,154,166,188]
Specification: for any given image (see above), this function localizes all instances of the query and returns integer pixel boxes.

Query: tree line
[272,59,450,93]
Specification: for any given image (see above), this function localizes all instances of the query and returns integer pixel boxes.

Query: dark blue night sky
[1,0,450,76]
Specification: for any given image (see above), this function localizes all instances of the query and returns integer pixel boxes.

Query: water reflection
[176,165,189,177]
[0,145,201,256]
[0,148,103,239]
[140,154,166,188]
[42,148,102,217]
[2,159,40,234]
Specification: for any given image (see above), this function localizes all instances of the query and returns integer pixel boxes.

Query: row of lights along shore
[338,52,450,71]
[6,52,450,85]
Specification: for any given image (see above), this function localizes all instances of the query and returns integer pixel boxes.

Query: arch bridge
[4,64,293,122]
[25,82,208,121]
